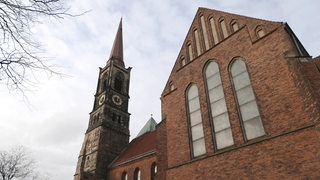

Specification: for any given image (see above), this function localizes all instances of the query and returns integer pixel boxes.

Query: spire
[108,18,124,67]
[136,116,157,137]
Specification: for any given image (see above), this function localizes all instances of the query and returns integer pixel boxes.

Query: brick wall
[161,8,320,178]
[108,155,157,179]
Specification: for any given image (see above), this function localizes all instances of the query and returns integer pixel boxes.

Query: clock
[112,94,122,105]
[98,95,105,105]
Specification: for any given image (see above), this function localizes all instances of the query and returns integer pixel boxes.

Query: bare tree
[0,0,76,93]
[0,146,36,180]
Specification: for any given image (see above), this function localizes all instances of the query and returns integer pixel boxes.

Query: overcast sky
[0,0,319,179]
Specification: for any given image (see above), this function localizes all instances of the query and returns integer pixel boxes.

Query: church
[74,7,320,179]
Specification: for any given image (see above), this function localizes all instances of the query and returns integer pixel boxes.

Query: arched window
[187,84,206,157]
[151,162,157,180]
[205,62,234,149]
[134,168,141,180]
[121,171,128,180]
[114,72,123,92]
[230,58,265,140]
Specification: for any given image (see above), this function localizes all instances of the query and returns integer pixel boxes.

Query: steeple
[108,18,124,67]
[74,18,131,180]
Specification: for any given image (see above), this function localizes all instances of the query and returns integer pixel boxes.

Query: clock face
[98,95,105,105]
[112,95,122,105]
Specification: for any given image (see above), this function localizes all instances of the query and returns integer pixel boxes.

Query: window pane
[236,85,255,105]
[193,138,206,157]
[213,112,230,132]
[240,100,260,121]
[188,98,200,113]
[216,128,234,149]
[233,72,250,90]
[231,60,246,76]
[191,123,204,141]
[207,74,221,90]
[211,98,227,117]
[205,62,219,77]
[209,85,224,103]
[244,117,265,140]
[188,85,198,99]
[190,110,202,126]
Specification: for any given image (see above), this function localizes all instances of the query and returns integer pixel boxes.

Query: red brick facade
[158,7,320,179]
[83,7,320,179]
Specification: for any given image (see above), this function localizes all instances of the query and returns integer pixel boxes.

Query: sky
[0,0,319,179]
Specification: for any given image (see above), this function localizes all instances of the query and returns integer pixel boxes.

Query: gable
[162,7,283,96]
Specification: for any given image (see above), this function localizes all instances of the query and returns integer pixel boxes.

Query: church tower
[74,19,131,180]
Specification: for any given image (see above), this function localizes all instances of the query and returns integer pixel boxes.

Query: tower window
[230,58,265,140]
[205,61,234,149]
[114,73,124,92]
[187,84,206,157]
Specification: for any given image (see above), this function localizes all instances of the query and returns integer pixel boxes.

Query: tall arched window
[187,84,206,157]
[121,171,128,180]
[151,162,157,180]
[114,72,123,92]
[230,58,265,140]
[134,168,141,180]
[205,62,234,149]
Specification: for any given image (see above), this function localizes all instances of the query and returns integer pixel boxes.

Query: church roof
[108,18,124,67]
[136,117,157,137]
[111,130,157,167]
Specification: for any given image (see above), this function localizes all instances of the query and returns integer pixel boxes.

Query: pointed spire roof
[108,18,124,67]
[136,116,157,137]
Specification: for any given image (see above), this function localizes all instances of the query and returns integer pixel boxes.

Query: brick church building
[74,7,320,179]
